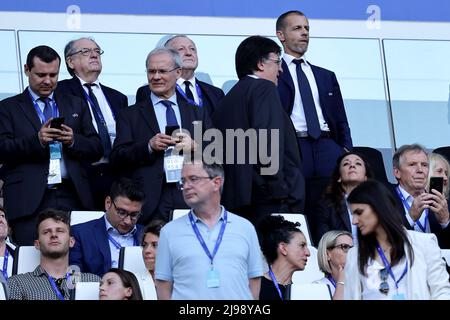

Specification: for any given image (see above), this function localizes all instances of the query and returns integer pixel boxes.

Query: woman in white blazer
[344,180,450,300]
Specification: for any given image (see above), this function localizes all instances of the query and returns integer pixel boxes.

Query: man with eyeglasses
[57,37,129,211]
[69,177,145,277]
[135,35,224,116]
[110,47,212,224]
[0,45,103,245]
[212,36,304,226]
[155,161,263,300]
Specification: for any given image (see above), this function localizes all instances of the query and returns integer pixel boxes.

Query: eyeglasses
[265,58,282,65]
[68,48,104,57]
[147,66,180,76]
[177,176,213,190]
[111,199,141,221]
[331,243,353,253]
[379,268,389,295]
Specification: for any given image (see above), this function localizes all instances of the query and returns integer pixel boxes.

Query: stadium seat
[289,282,332,300]
[291,246,324,284]
[170,209,190,220]
[70,211,104,226]
[12,246,40,275]
[75,282,100,300]
[432,146,450,164]
[272,213,313,246]
[353,146,389,184]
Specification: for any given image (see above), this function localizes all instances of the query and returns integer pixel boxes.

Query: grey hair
[427,153,450,198]
[145,47,182,70]
[393,143,428,169]
[64,37,100,76]
[317,230,353,275]
[164,34,193,48]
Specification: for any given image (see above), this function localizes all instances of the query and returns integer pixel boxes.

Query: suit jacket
[278,59,352,150]
[57,76,128,118]
[109,91,212,222]
[69,216,144,276]
[390,184,450,249]
[314,197,351,245]
[135,79,224,116]
[212,76,305,214]
[0,90,103,220]
[344,230,450,300]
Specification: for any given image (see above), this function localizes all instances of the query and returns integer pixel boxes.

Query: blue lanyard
[395,187,428,232]
[82,87,116,121]
[47,273,69,300]
[376,244,408,290]
[326,274,337,288]
[107,233,138,250]
[29,93,59,124]
[268,267,284,300]
[1,248,9,280]
[188,210,227,267]
[176,83,204,107]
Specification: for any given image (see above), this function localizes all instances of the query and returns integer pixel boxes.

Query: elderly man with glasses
[110,47,212,225]
[57,37,129,211]
[69,177,145,277]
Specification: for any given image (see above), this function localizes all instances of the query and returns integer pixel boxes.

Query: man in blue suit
[69,177,145,277]
[276,11,352,179]
[136,35,224,116]
[57,37,128,210]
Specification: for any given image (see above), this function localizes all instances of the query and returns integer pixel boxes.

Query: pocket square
[72,113,79,118]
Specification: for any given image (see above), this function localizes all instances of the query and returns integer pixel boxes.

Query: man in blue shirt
[155,161,263,300]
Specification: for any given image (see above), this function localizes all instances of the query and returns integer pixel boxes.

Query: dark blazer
[314,197,351,245]
[278,59,352,150]
[212,76,305,214]
[135,79,224,115]
[0,90,103,220]
[390,184,450,249]
[109,91,212,222]
[69,216,144,276]
[57,76,128,117]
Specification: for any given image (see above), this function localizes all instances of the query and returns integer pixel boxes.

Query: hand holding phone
[50,117,65,130]
[429,176,444,194]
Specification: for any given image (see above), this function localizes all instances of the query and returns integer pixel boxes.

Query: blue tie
[40,97,53,122]
[84,83,112,157]
[161,100,179,127]
[293,59,321,139]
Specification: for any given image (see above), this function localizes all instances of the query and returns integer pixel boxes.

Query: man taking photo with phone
[391,144,450,248]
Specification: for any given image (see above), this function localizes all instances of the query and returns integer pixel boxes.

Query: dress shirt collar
[77,75,100,87]
[189,205,232,224]
[27,87,54,101]
[177,76,196,88]
[150,92,178,108]
[283,53,311,67]
[104,214,137,237]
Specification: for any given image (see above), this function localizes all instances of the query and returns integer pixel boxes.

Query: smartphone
[165,125,179,136]
[429,176,444,194]
[50,117,65,129]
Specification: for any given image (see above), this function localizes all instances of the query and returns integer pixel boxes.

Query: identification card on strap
[207,269,220,288]
[392,293,406,300]
[164,147,183,183]
[48,142,62,184]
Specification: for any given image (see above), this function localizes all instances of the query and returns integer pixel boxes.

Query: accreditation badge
[164,147,183,183]
[48,142,62,184]
[207,269,220,288]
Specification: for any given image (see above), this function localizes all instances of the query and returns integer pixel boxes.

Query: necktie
[160,100,179,127]
[39,97,53,122]
[84,83,112,157]
[184,80,195,102]
[293,59,321,139]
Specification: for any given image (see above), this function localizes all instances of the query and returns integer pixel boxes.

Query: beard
[40,245,69,259]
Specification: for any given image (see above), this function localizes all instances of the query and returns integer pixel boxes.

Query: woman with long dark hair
[345,180,450,299]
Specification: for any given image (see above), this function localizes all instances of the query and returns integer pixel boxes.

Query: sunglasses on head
[379,268,389,295]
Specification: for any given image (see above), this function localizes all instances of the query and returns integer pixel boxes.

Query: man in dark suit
[276,10,352,180]
[57,37,128,210]
[391,144,450,248]
[136,35,224,116]
[70,177,145,277]
[0,45,103,245]
[212,36,304,225]
[110,47,211,224]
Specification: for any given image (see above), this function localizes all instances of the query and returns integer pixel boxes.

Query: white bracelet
[337,281,345,285]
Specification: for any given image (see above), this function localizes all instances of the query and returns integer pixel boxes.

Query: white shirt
[78,76,117,154]
[177,77,199,104]
[283,53,329,132]
[361,257,408,300]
